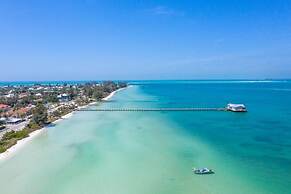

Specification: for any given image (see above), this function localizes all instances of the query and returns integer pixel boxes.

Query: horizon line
[1,78,291,83]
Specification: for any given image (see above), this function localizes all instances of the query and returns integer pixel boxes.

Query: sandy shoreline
[102,87,126,101]
[0,113,75,161]
[77,101,97,110]
[0,87,126,161]
[0,129,44,160]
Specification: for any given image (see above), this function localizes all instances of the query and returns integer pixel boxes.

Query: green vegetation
[0,104,48,153]
[31,103,48,127]
[43,94,58,103]
[48,105,76,123]
[0,81,128,153]
[0,129,29,153]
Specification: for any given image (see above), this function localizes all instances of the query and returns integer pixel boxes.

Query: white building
[5,93,15,98]
[0,117,7,123]
[6,118,24,124]
[57,93,70,102]
[35,93,42,98]
[226,103,247,112]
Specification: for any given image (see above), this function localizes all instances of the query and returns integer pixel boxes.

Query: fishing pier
[76,103,247,112]
[76,107,227,112]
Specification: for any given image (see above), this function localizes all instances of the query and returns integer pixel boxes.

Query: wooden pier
[76,107,227,112]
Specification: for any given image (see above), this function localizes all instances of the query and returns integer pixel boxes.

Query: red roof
[0,104,10,109]
[16,107,31,114]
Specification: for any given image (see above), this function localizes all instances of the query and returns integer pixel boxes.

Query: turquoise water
[0,80,291,194]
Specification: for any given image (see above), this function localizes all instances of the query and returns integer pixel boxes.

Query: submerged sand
[0,88,124,161]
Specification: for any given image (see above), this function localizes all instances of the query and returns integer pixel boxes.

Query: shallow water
[0,81,291,194]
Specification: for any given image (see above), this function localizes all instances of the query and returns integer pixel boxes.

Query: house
[6,117,24,124]
[226,103,247,112]
[57,93,71,102]
[12,107,32,118]
[0,104,11,111]
[0,117,7,123]
[5,93,15,98]
[34,98,43,103]
[35,93,42,98]
[19,93,28,98]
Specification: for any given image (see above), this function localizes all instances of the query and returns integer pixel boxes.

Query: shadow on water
[47,123,57,128]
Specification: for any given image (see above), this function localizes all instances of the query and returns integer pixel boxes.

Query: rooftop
[0,104,10,109]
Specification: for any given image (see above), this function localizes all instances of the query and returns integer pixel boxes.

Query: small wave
[129,80,289,85]
[187,80,289,84]
[271,88,291,91]
[234,80,288,83]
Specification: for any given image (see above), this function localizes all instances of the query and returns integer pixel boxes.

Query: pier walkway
[76,107,227,112]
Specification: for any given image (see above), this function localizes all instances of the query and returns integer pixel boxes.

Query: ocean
[0,80,290,194]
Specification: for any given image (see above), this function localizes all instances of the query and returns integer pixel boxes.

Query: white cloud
[147,6,184,16]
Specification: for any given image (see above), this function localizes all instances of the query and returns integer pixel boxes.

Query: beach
[102,87,127,101]
[0,88,123,161]
[0,129,45,160]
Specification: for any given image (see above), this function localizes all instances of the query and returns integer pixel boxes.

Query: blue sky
[0,0,291,81]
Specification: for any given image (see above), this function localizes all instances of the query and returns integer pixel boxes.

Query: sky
[0,0,291,81]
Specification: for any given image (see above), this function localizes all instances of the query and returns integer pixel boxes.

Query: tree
[84,86,94,97]
[93,90,104,100]
[44,94,58,103]
[118,82,127,88]
[32,103,48,126]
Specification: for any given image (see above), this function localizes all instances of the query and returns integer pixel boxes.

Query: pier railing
[76,107,227,112]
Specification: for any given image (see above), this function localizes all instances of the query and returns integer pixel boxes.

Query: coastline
[0,87,126,161]
[0,129,44,160]
[0,113,75,161]
[77,101,97,110]
[102,87,127,101]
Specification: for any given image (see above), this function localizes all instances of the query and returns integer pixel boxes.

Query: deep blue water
[133,80,291,192]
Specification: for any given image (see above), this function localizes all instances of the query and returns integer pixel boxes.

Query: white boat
[226,103,247,112]
[192,168,214,175]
